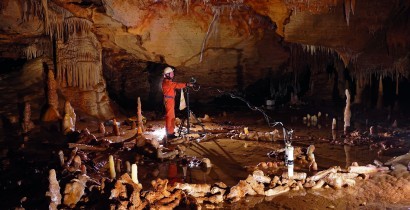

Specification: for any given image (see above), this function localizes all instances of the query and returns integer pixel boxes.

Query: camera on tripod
[189,77,197,84]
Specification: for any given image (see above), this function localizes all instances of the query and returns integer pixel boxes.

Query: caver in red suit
[161,67,192,138]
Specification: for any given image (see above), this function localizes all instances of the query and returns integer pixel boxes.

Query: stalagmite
[226,180,256,202]
[58,150,64,166]
[348,165,378,174]
[98,122,105,134]
[42,70,61,122]
[131,164,139,184]
[125,161,131,174]
[109,155,116,179]
[307,166,340,182]
[22,102,35,133]
[344,89,351,131]
[72,155,81,171]
[62,114,74,135]
[282,172,306,180]
[115,159,121,174]
[307,145,318,171]
[264,186,290,196]
[113,119,120,136]
[64,101,76,128]
[63,174,88,207]
[311,180,325,189]
[252,170,271,183]
[174,183,211,197]
[245,175,265,195]
[137,97,145,132]
[324,173,356,189]
[45,169,61,210]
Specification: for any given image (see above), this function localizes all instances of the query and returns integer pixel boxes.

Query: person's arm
[172,81,187,89]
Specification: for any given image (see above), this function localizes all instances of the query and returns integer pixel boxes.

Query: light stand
[186,86,191,134]
[177,78,205,136]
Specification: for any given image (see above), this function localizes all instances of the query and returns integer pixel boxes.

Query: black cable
[189,83,294,144]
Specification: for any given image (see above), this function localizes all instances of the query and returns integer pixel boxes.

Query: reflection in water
[332,129,337,141]
[344,145,351,168]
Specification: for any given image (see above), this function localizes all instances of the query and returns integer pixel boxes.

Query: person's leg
[164,98,175,136]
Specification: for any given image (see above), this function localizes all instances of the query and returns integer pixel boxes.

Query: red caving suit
[162,78,187,135]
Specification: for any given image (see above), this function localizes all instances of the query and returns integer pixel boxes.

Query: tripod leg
[190,111,206,133]
[178,117,186,137]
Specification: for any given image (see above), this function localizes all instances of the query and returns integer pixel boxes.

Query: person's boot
[167,133,178,139]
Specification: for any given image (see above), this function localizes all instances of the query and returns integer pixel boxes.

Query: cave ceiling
[0,0,409,82]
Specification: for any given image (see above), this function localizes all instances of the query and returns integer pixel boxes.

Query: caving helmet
[163,67,174,75]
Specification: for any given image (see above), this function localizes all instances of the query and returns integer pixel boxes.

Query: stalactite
[57,32,101,90]
[42,0,49,33]
[353,79,363,104]
[345,0,351,26]
[46,2,73,40]
[185,0,190,14]
[350,0,356,15]
[199,6,220,62]
[64,17,92,36]
[25,45,38,60]
[24,38,52,60]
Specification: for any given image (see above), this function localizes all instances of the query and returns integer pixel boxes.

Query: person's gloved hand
[186,83,194,87]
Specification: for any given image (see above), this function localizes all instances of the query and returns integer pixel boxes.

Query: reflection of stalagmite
[22,102,35,133]
[344,89,351,131]
[376,76,383,109]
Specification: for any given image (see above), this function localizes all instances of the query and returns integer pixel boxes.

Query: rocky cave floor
[1,103,410,209]
[1,63,410,210]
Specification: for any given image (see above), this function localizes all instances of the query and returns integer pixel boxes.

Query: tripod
[177,86,205,136]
